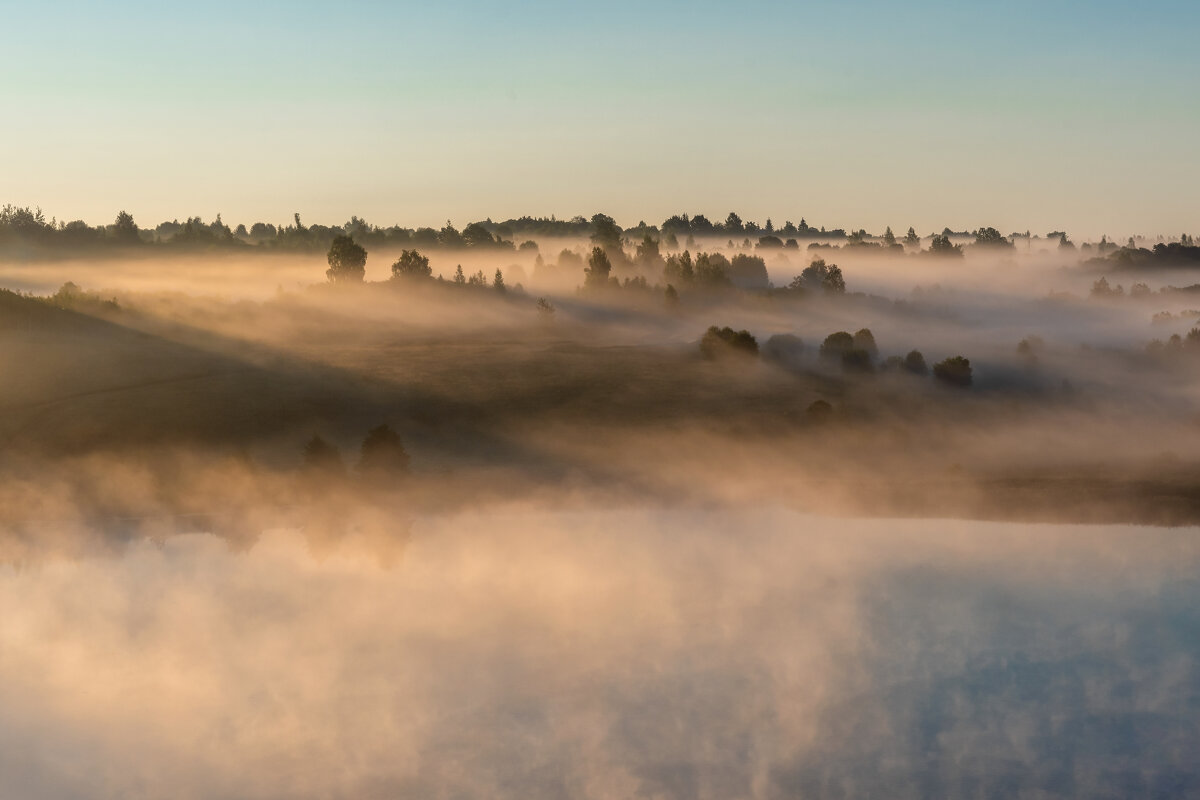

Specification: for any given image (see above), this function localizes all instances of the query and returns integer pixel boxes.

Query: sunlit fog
[5,0,1200,791]
[2,210,1200,797]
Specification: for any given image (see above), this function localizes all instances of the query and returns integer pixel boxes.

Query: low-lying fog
[3,236,1200,797]
[3,507,1197,799]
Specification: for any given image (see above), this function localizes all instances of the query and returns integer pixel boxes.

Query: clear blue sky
[3,0,1198,237]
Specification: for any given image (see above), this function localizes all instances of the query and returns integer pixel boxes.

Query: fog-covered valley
[3,222,1200,798]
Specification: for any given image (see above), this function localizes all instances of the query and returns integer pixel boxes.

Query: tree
[635,233,664,273]
[664,283,679,307]
[326,234,367,282]
[357,424,410,479]
[685,214,712,235]
[462,221,496,248]
[929,234,962,257]
[819,331,854,360]
[438,221,465,247]
[852,328,878,357]
[882,226,896,246]
[1090,276,1123,298]
[729,253,769,288]
[700,326,758,359]
[724,212,744,234]
[391,249,431,280]
[902,350,928,375]
[664,251,694,284]
[250,222,276,239]
[536,297,555,317]
[111,210,141,245]
[973,227,1013,248]
[493,268,506,292]
[584,246,612,289]
[590,213,623,251]
[904,227,920,247]
[694,252,732,286]
[933,356,973,387]
[661,214,690,235]
[453,264,466,284]
[798,258,846,294]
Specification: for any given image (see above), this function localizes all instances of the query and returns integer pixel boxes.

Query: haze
[4,2,1200,797]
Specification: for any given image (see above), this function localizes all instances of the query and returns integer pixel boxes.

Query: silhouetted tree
[852,328,878,357]
[590,213,623,251]
[903,349,928,375]
[462,221,496,248]
[729,253,769,289]
[798,258,846,294]
[933,356,973,387]
[111,210,141,245]
[664,283,679,307]
[664,251,694,284]
[973,227,1012,248]
[584,246,612,289]
[493,268,506,292]
[357,424,410,479]
[453,264,466,284]
[929,234,962,256]
[694,252,732,286]
[690,214,716,235]
[635,233,665,274]
[661,214,690,236]
[724,212,745,234]
[391,249,431,280]
[438,221,465,248]
[326,234,367,282]
[904,227,920,247]
[819,331,855,360]
[700,326,758,359]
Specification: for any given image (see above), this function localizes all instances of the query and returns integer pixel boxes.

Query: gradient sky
[4,0,1198,237]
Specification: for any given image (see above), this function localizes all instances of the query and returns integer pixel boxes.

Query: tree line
[6,203,1160,260]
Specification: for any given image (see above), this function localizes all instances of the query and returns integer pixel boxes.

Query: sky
[3,0,1198,238]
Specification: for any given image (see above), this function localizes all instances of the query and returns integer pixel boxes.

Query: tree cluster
[302,424,410,483]
[699,326,759,359]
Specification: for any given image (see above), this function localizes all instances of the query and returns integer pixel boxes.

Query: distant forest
[1,204,1197,268]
